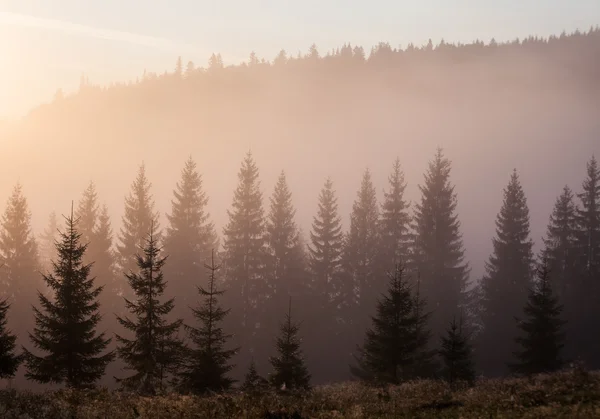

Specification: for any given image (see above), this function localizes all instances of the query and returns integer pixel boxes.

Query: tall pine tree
[510,261,565,375]
[115,229,183,395]
[0,184,41,347]
[39,211,58,274]
[179,251,237,394]
[306,178,346,382]
[23,208,114,388]
[479,170,534,376]
[75,181,99,247]
[377,158,411,280]
[412,148,470,341]
[164,157,218,324]
[222,152,266,368]
[342,169,379,333]
[117,164,160,298]
[0,299,22,379]
[269,297,310,391]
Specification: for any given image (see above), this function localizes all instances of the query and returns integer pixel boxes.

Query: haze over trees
[0,28,598,392]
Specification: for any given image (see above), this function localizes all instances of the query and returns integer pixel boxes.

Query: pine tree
[117,164,160,298]
[351,265,415,384]
[308,178,344,308]
[377,158,411,278]
[75,181,99,247]
[179,251,237,394]
[242,359,268,393]
[269,297,310,391]
[510,261,565,375]
[576,155,600,279]
[115,229,183,394]
[479,170,534,376]
[164,157,218,323]
[0,299,22,378]
[342,169,379,326]
[23,208,114,388]
[0,184,41,346]
[222,152,266,365]
[412,148,470,340]
[264,171,307,352]
[39,211,59,274]
[439,316,475,385]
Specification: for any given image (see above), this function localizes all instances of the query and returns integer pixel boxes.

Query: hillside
[0,28,599,281]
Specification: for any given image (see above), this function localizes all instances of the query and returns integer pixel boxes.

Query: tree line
[0,149,598,393]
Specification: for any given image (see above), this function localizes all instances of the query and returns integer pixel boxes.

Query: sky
[0,0,599,118]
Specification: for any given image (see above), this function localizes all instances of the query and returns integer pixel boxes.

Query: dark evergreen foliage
[117,164,160,297]
[479,170,534,376]
[222,152,266,366]
[0,298,22,378]
[439,316,475,385]
[510,261,566,375]
[115,229,183,395]
[412,148,470,340]
[269,298,311,391]
[23,209,114,388]
[164,157,218,323]
[242,359,268,394]
[352,265,419,384]
[179,251,237,394]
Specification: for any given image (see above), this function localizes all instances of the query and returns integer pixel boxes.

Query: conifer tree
[242,359,268,393]
[179,251,237,394]
[412,148,470,340]
[93,205,117,304]
[75,181,99,247]
[0,298,22,378]
[222,152,266,365]
[23,208,114,388]
[117,164,160,298]
[0,184,41,344]
[510,261,565,375]
[308,178,344,307]
[115,229,183,395]
[576,155,600,279]
[439,316,475,385]
[351,265,415,384]
[39,211,58,273]
[164,157,218,323]
[269,297,310,391]
[342,169,379,326]
[377,158,411,280]
[541,186,578,299]
[479,170,534,376]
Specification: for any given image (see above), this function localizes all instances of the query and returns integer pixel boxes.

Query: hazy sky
[0,0,598,117]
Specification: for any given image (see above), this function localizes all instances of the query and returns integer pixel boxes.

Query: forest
[0,27,599,417]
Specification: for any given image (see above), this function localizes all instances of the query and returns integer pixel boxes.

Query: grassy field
[1,368,599,418]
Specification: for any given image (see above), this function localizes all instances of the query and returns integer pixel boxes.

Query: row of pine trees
[0,149,598,390]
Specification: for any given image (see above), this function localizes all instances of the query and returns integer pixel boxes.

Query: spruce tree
[164,157,218,323]
[93,205,118,308]
[75,181,99,247]
[412,148,470,340]
[179,251,237,394]
[39,211,58,274]
[242,359,268,393]
[479,170,534,376]
[306,178,345,382]
[573,156,600,367]
[351,265,415,384]
[115,229,183,395]
[222,152,266,366]
[269,297,310,391]
[0,299,22,378]
[117,164,160,297]
[263,171,307,354]
[510,261,565,375]
[342,169,379,328]
[439,316,475,385]
[0,184,41,346]
[377,158,411,280]
[23,208,114,388]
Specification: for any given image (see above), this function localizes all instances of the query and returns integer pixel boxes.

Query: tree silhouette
[0,298,22,379]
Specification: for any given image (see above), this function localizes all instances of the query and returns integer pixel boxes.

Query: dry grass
[1,368,599,418]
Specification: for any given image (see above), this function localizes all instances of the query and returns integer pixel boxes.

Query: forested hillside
[0,28,599,389]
